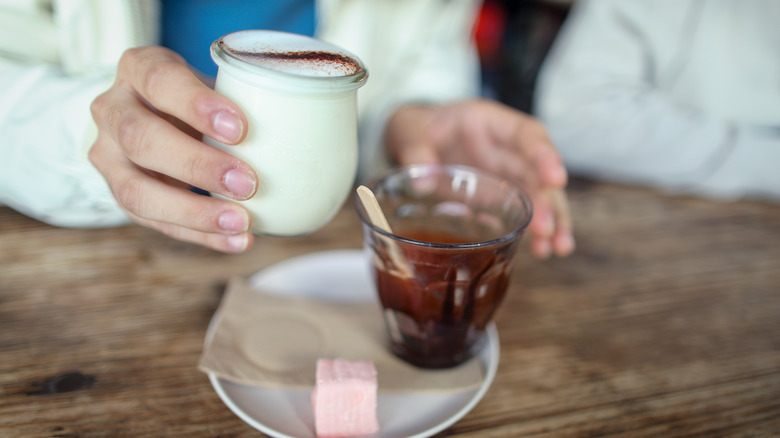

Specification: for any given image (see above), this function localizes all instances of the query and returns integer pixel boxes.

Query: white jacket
[0,0,480,227]
[536,0,780,201]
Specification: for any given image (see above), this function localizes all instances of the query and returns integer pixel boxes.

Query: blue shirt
[161,0,316,77]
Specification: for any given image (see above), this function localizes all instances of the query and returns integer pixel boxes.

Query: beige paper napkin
[198,277,484,392]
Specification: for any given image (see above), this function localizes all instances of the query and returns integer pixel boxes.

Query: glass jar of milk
[206,30,368,236]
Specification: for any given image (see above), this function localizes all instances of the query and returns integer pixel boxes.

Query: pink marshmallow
[312,359,379,437]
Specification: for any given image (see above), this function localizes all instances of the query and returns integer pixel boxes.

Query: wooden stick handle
[356,185,394,233]
[356,185,413,277]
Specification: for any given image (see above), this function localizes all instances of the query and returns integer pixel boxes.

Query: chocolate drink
[372,228,519,368]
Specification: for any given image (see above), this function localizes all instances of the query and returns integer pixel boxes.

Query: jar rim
[211,30,368,92]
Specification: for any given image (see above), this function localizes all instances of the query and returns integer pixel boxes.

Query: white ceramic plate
[207,249,499,438]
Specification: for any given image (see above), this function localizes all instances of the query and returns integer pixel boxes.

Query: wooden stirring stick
[356,185,413,278]
[356,185,394,234]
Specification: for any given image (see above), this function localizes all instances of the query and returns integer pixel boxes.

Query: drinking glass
[355,164,533,368]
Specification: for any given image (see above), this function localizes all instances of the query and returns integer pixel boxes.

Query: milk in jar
[206,30,367,236]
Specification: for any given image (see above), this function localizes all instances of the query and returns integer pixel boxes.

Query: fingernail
[227,234,249,252]
[538,148,567,186]
[224,168,256,199]
[213,111,243,143]
[557,232,576,256]
[218,209,248,233]
[535,240,552,260]
[551,165,568,186]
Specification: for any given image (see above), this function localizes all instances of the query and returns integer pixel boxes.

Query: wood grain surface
[1,178,779,437]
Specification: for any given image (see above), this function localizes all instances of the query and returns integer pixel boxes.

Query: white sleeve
[0,57,129,227]
[535,0,780,201]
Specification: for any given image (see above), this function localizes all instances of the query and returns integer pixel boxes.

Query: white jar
[206,30,368,236]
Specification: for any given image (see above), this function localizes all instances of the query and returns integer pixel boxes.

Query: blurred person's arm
[535,0,780,201]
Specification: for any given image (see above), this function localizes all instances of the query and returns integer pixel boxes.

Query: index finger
[117,46,247,145]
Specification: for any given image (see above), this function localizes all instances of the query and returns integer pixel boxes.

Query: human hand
[89,46,257,253]
[385,99,574,259]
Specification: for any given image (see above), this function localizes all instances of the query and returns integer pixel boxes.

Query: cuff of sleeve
[0,74,130,228]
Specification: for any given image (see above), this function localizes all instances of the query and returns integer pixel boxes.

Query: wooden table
[2,179,779,437]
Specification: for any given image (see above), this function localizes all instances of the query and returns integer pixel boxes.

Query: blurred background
[474,0,572,113]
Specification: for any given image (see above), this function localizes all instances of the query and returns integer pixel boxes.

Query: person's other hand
[385,99,574,259]
[90,46,257,253]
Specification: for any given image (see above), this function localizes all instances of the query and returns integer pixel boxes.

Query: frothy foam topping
[226,49,364,77]
[214,31,365,79]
